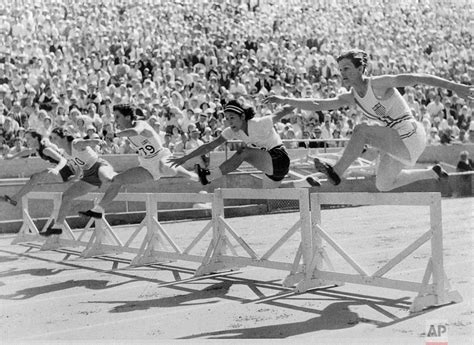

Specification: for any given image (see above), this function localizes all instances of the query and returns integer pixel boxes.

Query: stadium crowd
[0,0,472,159]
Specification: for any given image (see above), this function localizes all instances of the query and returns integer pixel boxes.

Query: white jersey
[126,120,165,160]
[353,78,426,167]
[63,139,99,171]
[221,116,282,150]
[353,78,417,139]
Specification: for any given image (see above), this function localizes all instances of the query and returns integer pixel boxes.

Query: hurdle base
[130,253,174,267]
[282,272,305,288]
[81,246,122,258]
[194,261,242,277]
[11,233,42,245]
[410,290,463,313]
[294,278,343,293]
[40,235,67,251]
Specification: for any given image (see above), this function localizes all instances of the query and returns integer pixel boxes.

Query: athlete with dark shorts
[39,127,117,236]
[169,100,304,189]
[1,130,78,207]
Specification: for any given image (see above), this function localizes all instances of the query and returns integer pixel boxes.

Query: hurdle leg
[81,218,123,258]
[130,194,176,266]
[295,193,341,292]
[410,195,462,312]
[195,190,242,276]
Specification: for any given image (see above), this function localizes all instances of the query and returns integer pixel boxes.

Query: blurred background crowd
[0,0,472,159]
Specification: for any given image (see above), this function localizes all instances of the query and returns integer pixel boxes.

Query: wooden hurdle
[296,192,462,313]
[195,188,312,287]
[11,190,462,311]
[12,191,218,266]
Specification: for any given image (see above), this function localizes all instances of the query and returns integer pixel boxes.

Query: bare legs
[97,167,154,209]
[319,123,439,191]
[219,147,274,176]
[8,170,63,205]
[375,154,438,191]
[332,123,410,177]
[55,181,98,225]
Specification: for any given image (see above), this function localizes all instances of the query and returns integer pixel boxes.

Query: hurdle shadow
[0,267,68,278]
[0,255,19,263]
[247,287,438,329]
[97,281,233,313]
[0,279,135,300]
[180,300,362,339]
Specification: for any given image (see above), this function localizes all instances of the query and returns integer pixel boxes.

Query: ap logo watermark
[425,320,448,345]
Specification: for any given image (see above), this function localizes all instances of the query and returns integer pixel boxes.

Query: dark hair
[51,127,75,142]
[337,49,368,72]
[113,103,137,121]
[224,100,255,121]
[25,130,43,144]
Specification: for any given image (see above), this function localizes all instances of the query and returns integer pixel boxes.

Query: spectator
[456,151,473,172]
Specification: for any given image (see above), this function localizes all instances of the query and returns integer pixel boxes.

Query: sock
[91,205,104,213]
[208,168,223,182]
[189,172,199,182]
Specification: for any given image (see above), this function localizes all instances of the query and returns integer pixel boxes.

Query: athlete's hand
[456,85,474,101]
[263,95,286,105]
[167,155,188,168]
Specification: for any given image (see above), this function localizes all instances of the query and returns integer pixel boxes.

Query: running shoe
[313,158,341,185]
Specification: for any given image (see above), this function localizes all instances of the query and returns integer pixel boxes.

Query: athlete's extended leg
[41,180,97,236]
[6,170,61,205]
[315,124,411,184]
[375,153,446,191]
[334,124,410,177]
[80,167,154,218]
[201,147,274,184]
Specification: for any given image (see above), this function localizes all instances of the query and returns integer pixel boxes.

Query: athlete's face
[50,133,62,147]
[338,58,363,86]
[25,133,38,149]
[224,111,245,132]
[114,111,132,130]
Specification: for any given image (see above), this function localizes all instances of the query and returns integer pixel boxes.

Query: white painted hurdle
[11,191,215,265]
[296,192,462,312]
[194,188,312,287]
[12,189,462,312]
[12,189,313,286]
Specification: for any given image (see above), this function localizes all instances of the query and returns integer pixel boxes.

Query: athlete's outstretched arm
[3,148,35,160]
[264,93,353,112]
[168,135,227,168]
[73,138,103,151]
[373,74,473,100]
[42,147,68,174]
[271,105,296,124]
[115,121,148,138]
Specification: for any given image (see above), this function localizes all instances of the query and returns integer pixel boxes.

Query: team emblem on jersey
[372,102,386,117]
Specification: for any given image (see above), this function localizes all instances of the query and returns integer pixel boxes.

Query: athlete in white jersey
[169,100,300,189]
[40,127,117,236]
[265,49,473,191]
[79,104,198,219]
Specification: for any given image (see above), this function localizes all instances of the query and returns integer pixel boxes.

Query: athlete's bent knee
[353,123,369,135]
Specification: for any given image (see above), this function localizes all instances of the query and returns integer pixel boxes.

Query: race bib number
[137,144,157,157]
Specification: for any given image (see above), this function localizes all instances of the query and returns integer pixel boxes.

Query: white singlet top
[63,139,99,171]
[353,78,417,139]
[126,121,164,159]
[221,116,282,150]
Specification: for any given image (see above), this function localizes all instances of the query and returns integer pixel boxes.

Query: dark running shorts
[59,165,75,182]
[265,145,290,182]
[81,159,111,187]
